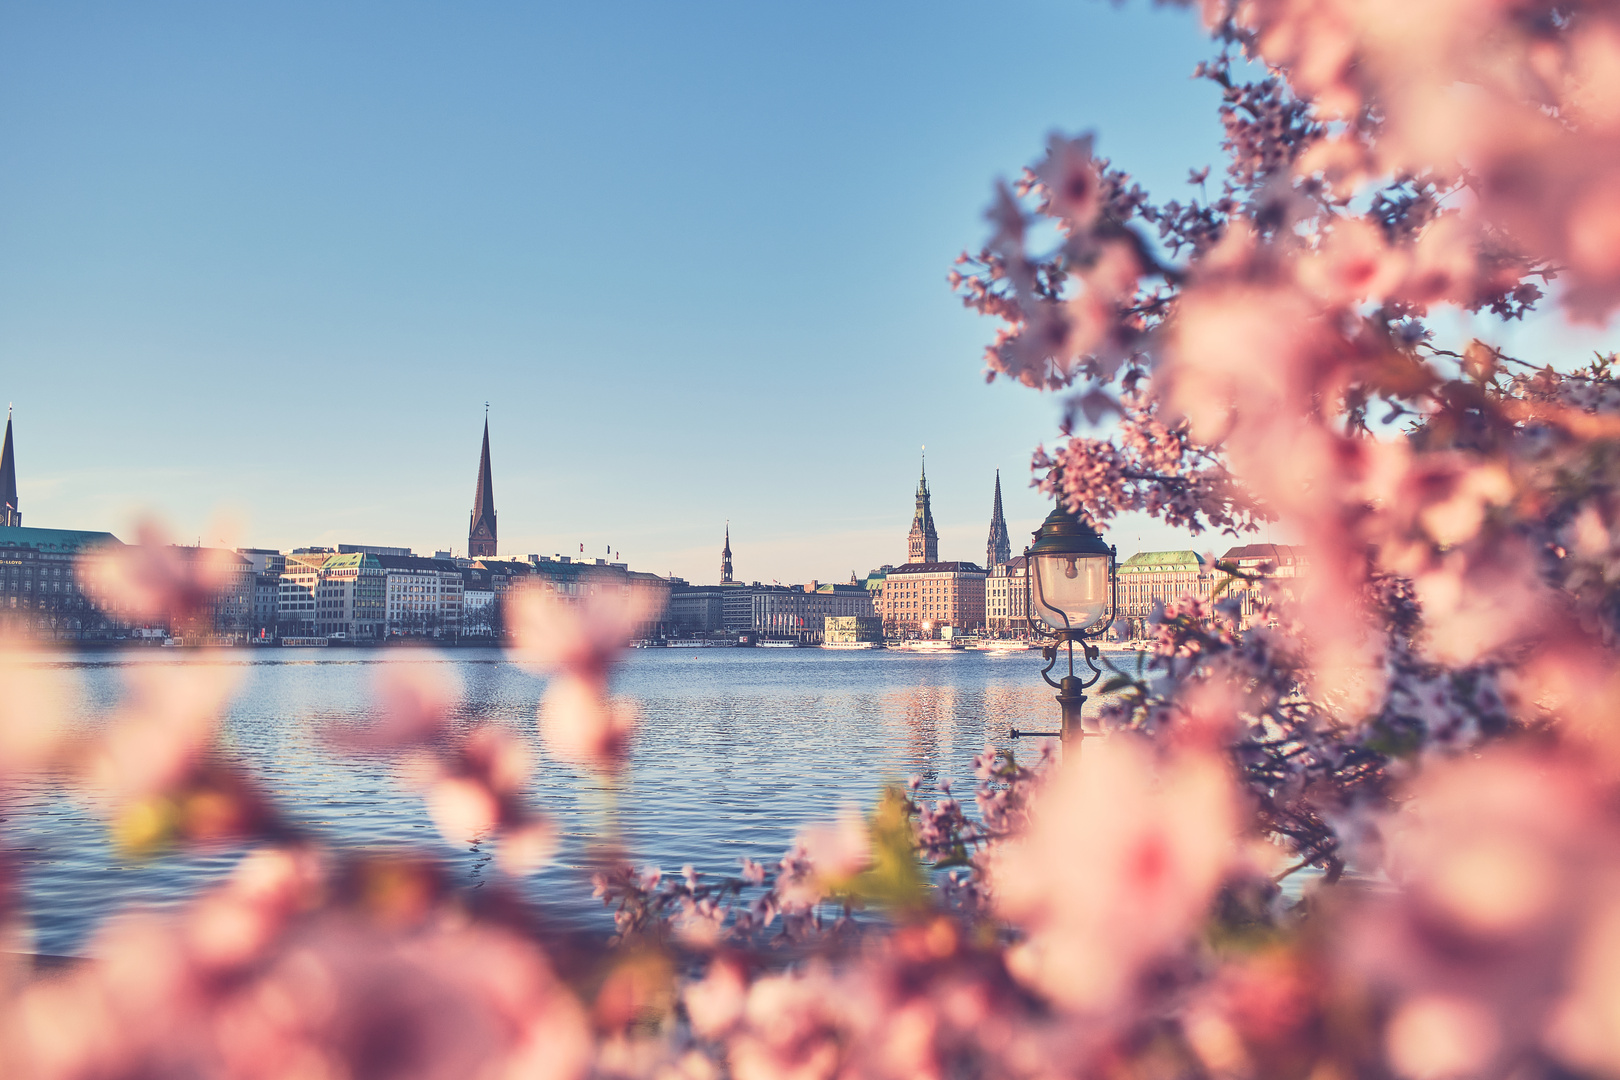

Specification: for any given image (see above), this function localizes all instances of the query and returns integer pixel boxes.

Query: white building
[378,554,464,637]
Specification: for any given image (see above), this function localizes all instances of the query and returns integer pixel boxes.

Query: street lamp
[1015,502,1117,743]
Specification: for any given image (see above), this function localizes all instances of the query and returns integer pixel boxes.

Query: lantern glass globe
[1031,550,1110,632]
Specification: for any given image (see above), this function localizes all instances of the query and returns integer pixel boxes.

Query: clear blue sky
[0,1,1241,582]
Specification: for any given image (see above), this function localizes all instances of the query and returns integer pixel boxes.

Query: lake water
[0,646,1122,957]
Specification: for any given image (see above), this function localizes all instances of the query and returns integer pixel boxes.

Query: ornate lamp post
[1013,502,1117,743]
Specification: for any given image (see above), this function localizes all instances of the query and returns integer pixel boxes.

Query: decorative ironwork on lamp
[1012,501,1117,743]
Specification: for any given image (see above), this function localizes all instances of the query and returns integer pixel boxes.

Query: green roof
[321,552,379,570]
[1119,550,1205,572]
[0,525,124,553]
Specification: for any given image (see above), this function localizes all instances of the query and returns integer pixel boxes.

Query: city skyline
[1,403,1220,585]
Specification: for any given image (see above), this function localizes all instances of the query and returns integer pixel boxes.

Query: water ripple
[1,646,1112,956]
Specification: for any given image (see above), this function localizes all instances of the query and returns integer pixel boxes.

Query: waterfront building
[275,550,389,640]
[468,558,536,597]
[380,554,464,637]
[1,409,19,528]
[277,551,327,637]
[468,416,497,558]
[986,470,1011,568]
[860,568,888,613]
[669,585,728,635]
[0,525,125,640]
[459,553,670,640]
[907,457,939,564]
[985,555,1029,635]
[237,548,286,576]
[250,574,279,639]
[237,548,285,640]
[462,570,497,637]
[877,561,987,636]
[1118,550,1214,638]
[1216,543,1307,629]
[750,582,875,642]
[722,584,757,632]
[824,615,884,644]
[499,555,670,639]
[315,552,387,639]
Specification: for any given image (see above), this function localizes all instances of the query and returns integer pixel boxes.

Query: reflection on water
[1,647,1083,956]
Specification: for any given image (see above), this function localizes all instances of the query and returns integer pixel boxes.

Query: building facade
[165,546,253,644]
[277,550,330,638]
[319,552,387,639]
[750,582,876,642]
[878,561,987,636]
[668,585,729,636]
[1118,550,1214,638]
[0,526,124,640]
[985,555,1029,635]
[380,554,464,637]
[238,548,286,640]
[824,615,884,643]
[1215,543,1307,629]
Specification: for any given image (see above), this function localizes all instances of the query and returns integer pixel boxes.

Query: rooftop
[0,525,124,553]
[375,554,459,572]
[885,561,987,576]
[1219,543,1306,564]
[1119,550,1206,572]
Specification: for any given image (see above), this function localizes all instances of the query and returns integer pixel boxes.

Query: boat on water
[891,639,965,652]
[969,640,1035,652]
[759,639,803,648]
[820,641,884,650]
[664,639,735,648]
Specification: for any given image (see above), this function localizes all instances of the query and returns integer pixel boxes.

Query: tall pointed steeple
[468,409,497,558]
[721,522,734,584]
[986,469,1010,568]
[907,451,938,564]
[0,407,18,529]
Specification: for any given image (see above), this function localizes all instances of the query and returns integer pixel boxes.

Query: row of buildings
[0,412,669,644]
[666,460,1303,643]
[0,406,1303,645]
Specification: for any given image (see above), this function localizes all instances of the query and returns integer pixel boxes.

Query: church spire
[721,522,734,584]
[986,469,1010,568]
[907,450,938,564]
[0,407,18,529]
[468,409,497,558]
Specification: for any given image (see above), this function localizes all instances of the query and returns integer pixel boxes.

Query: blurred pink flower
[1031,133,1102,229]
[83,520,241,626]
[510,582,665,773]
[798,809,871,884]
[0,648,69,779]
[334,657,463,750]
[538,676,639,771]
[988,738,1239,1012]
